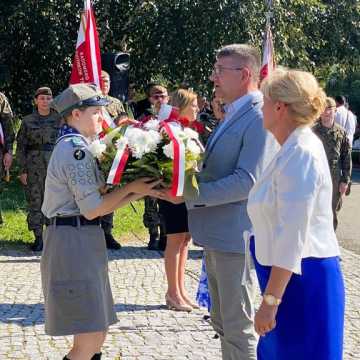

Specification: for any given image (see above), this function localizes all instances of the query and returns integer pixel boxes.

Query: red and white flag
[260,26,275,81]
[69,0,102,87]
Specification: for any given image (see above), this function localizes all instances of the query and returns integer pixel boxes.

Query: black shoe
[30,235,43,252]
[158,235,167,251]
[147,235,162,251]
[92,353,102,360]
[105,233,121,250]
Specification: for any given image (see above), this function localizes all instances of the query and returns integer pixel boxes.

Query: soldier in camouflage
[313,97,352,230]
[100,70,128,249]
[0,92,15,224]
[17,87,60,251]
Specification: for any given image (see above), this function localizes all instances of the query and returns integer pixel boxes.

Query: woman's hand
[128,178,162,196]
[254,302,278,337]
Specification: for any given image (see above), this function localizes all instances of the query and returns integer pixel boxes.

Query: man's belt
[27,144,55,151]
[49,216,101,227]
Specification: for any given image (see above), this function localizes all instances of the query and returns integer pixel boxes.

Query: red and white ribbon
[161,121,186,196]
[106,144,130,185]
[158,104,185,196]
[101,108,116,131]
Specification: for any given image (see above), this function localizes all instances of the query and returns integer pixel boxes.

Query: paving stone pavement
[0,238,359,360]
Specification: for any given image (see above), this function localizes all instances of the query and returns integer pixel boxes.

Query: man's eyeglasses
[151,94,168,100]
[211,66,244,76]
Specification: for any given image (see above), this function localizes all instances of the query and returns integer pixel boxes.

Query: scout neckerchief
[56,124,88,145]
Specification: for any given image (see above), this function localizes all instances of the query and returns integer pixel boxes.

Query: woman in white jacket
[247,68,344,360]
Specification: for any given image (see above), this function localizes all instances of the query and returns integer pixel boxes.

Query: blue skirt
[250,237,345,360]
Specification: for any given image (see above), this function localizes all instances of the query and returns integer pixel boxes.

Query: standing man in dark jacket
[17,87,60,251]
[0,91,15,224]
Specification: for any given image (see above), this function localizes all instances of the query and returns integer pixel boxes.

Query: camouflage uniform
[313,122,352,230]
[0,92,15,223]
[104,95,125,120]
[16,110,60,237]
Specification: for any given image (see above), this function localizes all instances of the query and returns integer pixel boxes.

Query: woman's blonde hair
[169,88,197,114]
[261,68,326,125]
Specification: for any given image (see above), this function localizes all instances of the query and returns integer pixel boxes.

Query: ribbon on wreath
[105,104,186,195]
[101,108,117,131]
[106,142,130,185]
[158,104,185,197]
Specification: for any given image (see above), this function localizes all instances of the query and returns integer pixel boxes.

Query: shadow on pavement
[0,302,168,326]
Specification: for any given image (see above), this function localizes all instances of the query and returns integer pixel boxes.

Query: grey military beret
[51,83,110,116]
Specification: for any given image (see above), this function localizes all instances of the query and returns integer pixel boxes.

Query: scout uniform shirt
[42,133,104,218]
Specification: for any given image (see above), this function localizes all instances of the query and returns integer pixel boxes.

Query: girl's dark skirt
[41,224,118,336]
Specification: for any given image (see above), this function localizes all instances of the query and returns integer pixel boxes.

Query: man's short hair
[147,83,167,97]
[335,95,346,105]
[216,44,261,82]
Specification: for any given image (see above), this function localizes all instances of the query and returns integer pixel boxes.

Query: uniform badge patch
[73,149,85,160]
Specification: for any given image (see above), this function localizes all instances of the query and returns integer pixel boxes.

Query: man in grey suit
[160,44,278,359]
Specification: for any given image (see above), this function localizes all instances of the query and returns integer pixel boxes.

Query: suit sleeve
[186,118,270,208]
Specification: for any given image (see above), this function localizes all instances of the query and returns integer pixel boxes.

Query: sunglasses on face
[151,94,168,100]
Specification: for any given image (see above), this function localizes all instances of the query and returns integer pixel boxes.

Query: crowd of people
[0,42,358,360]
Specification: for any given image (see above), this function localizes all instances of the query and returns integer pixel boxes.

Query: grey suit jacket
[186,91,278,253]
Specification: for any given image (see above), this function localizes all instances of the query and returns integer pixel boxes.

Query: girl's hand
[128,178,162,196]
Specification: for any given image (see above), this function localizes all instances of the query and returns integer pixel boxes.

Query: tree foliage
[0,0,359,115]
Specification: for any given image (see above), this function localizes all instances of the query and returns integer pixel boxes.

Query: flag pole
[260,0,275,81]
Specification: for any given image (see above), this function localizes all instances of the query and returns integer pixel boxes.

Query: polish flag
[69,0,102,87]
[260,26,275,81]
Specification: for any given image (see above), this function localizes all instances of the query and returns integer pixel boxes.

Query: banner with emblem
[69,0,102,87]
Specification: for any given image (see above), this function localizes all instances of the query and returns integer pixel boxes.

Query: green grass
[0,171,146,248]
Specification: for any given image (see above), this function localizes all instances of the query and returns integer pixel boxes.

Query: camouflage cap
[35,87,52,98]
[51,83,110,116]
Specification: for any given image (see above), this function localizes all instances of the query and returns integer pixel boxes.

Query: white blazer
[247,126,340,274]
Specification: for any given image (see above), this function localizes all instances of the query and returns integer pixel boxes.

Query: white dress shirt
[247,126,340,274]
[335,105,356,145]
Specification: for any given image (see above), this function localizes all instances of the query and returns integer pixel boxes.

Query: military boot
[31,232,43,252]
[147,227,162,251]
[105,232,122,250]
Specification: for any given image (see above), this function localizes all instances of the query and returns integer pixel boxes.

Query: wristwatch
[263,294,282,306]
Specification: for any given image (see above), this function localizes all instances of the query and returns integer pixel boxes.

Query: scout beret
[51,83,110,116]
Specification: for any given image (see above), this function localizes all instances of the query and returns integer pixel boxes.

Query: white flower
[183,127,199,140]
[88,139,106,159]
[187,139,202,156]
[125,127,161,159]
[115,136,128,150]
[143,119,160,131]
[162,143,174,159]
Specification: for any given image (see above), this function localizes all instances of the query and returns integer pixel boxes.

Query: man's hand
[339,182,348,196]
[254,302,278,337]
[157,188,185,204]
[3,153,12,171]
[19,173,28,186]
